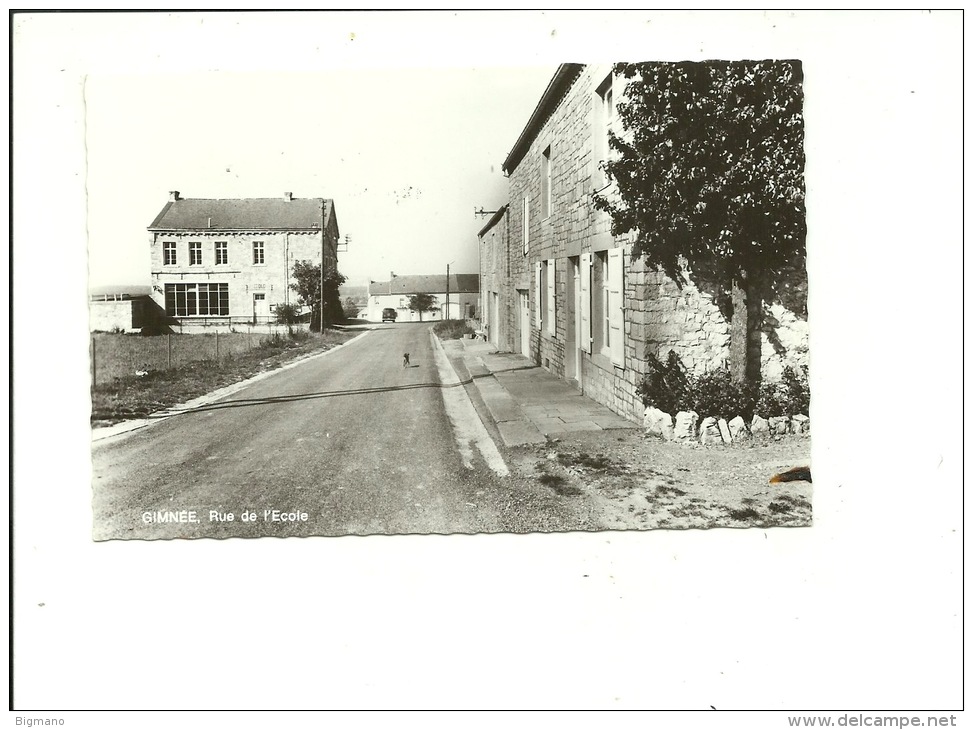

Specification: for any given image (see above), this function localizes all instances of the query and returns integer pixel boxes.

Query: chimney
[284,192,293,201]
[169,191,181,202]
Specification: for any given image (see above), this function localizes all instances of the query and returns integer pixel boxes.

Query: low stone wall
[643,406,810,445]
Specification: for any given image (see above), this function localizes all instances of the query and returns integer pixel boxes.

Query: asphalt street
[91,323,588,540]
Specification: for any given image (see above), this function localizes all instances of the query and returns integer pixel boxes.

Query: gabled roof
[149,197,334,231]
[369,274,479,296]
[502,63,584,175]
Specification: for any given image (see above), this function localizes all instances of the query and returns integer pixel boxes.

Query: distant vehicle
[382,308,398,322]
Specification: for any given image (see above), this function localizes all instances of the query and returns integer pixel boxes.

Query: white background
[8,9,965,722]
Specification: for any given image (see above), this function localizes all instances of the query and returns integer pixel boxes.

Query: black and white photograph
[10,9,962,717]
[86,60,810,541]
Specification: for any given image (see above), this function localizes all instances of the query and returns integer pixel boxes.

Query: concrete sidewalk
[439,336,637,447]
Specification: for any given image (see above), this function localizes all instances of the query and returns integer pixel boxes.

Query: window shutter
[546,259,556,335]
[534,261,543,328]
[608,248,624,367]
[523,197,530,255]
[580,253,592,354]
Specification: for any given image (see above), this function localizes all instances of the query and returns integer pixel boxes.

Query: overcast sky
[84,65,556,288]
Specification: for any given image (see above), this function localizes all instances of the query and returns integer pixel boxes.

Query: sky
[84,66,556,288]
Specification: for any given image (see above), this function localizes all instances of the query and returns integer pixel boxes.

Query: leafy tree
[342,297,360,319]
[594,60,806,382]
[407,293,439,321]
[291,260,347,331]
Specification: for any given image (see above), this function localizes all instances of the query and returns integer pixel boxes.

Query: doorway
[252,292,268,324]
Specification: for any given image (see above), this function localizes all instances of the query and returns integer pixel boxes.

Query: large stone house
[479,63,809,423]
[148,191,339,330]
[367,274,479,322]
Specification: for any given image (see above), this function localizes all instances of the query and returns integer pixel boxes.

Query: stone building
[479,63,809,423]
[147,191,339,330]
[367,274,478,322]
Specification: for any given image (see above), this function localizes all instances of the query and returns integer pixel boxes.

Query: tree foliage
[593,60,806,301]
[407,293,439,321]
[290,260,347,330]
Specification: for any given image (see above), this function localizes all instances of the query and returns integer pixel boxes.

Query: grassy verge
[91,329,357,426]
[433,319,475,339]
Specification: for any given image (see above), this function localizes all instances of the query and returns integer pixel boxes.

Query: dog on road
[403,353,410,368]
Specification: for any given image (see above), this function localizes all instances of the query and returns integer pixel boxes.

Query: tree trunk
[729,273,762,385]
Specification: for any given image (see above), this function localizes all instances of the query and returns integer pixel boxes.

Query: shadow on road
[149,377,478,419]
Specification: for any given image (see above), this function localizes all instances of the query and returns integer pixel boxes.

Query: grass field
[90,329,314,385]
[90,329,357,426]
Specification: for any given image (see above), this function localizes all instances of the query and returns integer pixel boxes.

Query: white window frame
[189,241,202,266]
[253,240,265,265]
[163,241,176,266]
[215,241,228,265]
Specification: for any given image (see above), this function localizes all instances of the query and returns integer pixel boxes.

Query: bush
[433,319,475,340]
[756,365,809,417]
[275,303,301,326]
[638,351,808,420]
[637,351,692,414]
[690,368,757,422]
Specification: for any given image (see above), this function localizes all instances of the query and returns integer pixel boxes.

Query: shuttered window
[608,248,624,367]
[580,253,592,354]
[523,197,530,256]
[534,261,543,328]
[545,258,556,336]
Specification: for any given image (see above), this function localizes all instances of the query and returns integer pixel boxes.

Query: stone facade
[479,64,809,424]
[148,193,339,331]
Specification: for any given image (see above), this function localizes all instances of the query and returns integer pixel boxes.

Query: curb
[91,330,371,445]
[435,336,546,447]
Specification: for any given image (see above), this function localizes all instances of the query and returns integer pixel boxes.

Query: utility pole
[446,263,450,321]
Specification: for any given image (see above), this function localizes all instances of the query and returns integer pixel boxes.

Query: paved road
[91,324,589,540]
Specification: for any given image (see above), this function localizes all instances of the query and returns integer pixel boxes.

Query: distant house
[367,274,478,322]
[88,285,158,332]
[147,191,339,330]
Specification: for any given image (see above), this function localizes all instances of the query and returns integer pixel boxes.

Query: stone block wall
[491,63,809,425]
[149,228,337,322]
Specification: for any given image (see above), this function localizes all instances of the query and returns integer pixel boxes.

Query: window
[580,253,592,354]
[545,258,556,336]
[607,248,624,366]
[534,261,542,328]
[541,145,552,219]
[522,197,530,255]
[596,74,617,185]
[164,283,229,317]
[163,241,176,266]
[253,241,265,265]
[584,249,623,366]
[593,251,608,353]
[215,241,228,265]
[189,241,202,265]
